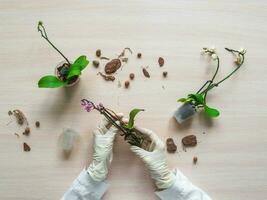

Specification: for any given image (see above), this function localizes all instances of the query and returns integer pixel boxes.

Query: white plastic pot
[174,102,197,124]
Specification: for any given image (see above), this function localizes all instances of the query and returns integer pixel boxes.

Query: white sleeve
[62,169,109,200]
[155,169,212,200]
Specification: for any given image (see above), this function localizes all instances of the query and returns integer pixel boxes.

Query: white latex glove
[130,127,176,190]
[87,114,122,182]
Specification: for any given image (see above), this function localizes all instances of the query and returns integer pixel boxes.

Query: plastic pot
[174,102,197,124]
[55,61,80,87]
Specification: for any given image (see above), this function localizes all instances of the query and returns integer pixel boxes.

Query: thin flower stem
[102,108,141,145]
[203,57,220,102]
[196,80,212,94]
[38,22,70,65]
[200,49,245,95]
[101,108,128,135]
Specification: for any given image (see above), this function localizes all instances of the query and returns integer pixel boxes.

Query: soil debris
[23,142,31,152]
[124,81,130,88]
[8,111,13,116]
[158,57,164,67]
[92,60,100,68]
[100,56,110,60]
[118,80,122,88]
[121,58,128,63]
[129,73,135,80]
[105,59,121,74]
[98,72,115,81]
[137,53,142,58]
[14,133,20,138]
[182,135,197,147]
[166,138,177,153]
[142,68,150,78]
[13,110,28,125]
[193,156,198,164]
[118,47,132,58]
[23,127,30,136]
[96,49,101,57]
[35,121,40,128]
[163,71,168,77]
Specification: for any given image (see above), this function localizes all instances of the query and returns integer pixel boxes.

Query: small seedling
[81,99,154,151]
[37,21,89,88]
[176,47,246,123]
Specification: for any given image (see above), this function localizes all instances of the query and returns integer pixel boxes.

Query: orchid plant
[81,99,153,149]
[37,21,89,88]
[176,47,246,123]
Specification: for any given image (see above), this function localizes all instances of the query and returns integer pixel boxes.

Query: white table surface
[0,1,267,199]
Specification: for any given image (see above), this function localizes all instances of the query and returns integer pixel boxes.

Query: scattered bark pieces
[105,59,121,74]
[158,57,164,67]
[23,127,30,136]
[182,135,197,147]
[100,56,110,60]
[124,81,130,88]
[121,58,128,63]
[129,73,135,80]
[14,133,20,138]
[137,53,142,58]
[35,121,40,128]
[193,156,198,164]
[92,60,100,68]
[166,138,177,153]
[23,142,31,152]
[8,111,13,116]
[98,72,115,81]
[13,110,28,125]
[118,80,122,88]
[118,47,132,58]
[163,71,168,77]
[142,68,150,78]
[96,49,101,57]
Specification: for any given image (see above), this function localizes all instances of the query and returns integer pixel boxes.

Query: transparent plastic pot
[174,102,197,124]
[55,61,80,87]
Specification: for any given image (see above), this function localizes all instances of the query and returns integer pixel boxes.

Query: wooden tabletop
[0,1,267,199]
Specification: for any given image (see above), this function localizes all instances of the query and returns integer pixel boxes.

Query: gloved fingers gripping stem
[95,113,124,136]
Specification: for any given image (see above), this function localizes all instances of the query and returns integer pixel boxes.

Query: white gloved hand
[87,115,122,182]
[130,127,176,190]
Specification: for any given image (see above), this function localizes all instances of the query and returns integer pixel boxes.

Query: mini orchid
[81,99,148,149]
[177,47,246,119]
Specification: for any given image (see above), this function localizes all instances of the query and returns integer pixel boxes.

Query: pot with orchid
[37,21,89,88]
[174,47,247,124]
[81,99,155,152]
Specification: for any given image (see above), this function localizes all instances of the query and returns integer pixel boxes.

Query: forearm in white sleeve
[62,169,109,200]
[155,169,212,200]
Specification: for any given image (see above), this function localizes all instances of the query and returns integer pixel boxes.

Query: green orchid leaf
[188,93,204,105]
[125,108,144,129]
[204,105,220,117]
[38,75,65,88]
[74,55,89,71]
[67,63,82,79]
[177,98,187,102]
